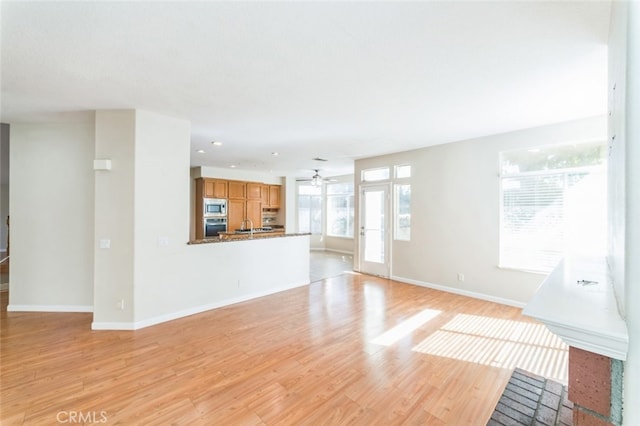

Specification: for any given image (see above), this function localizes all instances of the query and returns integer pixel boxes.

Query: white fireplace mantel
[522,256,628,360]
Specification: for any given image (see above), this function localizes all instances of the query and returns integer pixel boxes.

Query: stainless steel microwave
[203,198,227,217]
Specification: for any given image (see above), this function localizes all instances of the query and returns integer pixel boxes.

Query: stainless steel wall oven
[204,217,227,238]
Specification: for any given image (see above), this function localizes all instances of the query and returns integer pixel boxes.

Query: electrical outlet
[117,299,125,310]
[457,273,465,282]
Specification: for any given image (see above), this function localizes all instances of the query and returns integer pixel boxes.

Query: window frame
[394,183,411,241]
[498,144,607,273]
[297,183,323,235]
[325,182,355,238]
[361,167,390,182]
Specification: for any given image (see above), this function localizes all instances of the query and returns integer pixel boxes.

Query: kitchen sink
[234,227,273,234]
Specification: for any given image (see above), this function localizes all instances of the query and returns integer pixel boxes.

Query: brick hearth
[488,368,573,426]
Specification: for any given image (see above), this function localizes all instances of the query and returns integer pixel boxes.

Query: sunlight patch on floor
[412,314,568,383]
[371,308,441,346]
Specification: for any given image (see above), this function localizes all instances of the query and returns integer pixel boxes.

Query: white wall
[323,236,353,254]
[0,123,10,252]
[132,110,191,322]
[195,166,283,185]
[355,116,606,305]
[609,1,640,424]
[8,120,95,310]
[93,110,137,323]
[624,2,640,422]
[124,235,310,329]
[608,0,628,316]
[283,175,297,233]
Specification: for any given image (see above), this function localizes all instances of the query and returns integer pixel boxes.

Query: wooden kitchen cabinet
[228,181,246,199]
[204,179,227,199]
[227,198,246,232]
[260,185,269,205]
[259,184,281,208]
[246,182,262,200]
[268,185,281,208]
[228,199,262,232]
[246,199,262,228]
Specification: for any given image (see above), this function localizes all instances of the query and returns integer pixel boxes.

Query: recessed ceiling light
[272,152,280,156]
[211,141,223,146]
[196,149,205,154]
[230,164,236,168]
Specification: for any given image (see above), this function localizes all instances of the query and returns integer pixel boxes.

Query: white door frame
[358,183,391,278]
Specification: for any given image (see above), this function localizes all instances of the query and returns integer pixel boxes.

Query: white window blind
[298,184,322,234]
[500,143,606,273]
[326,183,354,237]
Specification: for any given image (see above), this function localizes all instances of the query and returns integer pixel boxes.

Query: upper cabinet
[260,185,269,205]
[204,179,227,199]
[246,182,262,200]
[259,184,281,208]
[268,185,281,209]
[228,181,246,199]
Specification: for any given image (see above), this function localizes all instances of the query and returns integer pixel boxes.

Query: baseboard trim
[92,279,311,331]
[391,275,526,309]
[7,304,93,313]
[91,322,135,331]
[323,248,354,256]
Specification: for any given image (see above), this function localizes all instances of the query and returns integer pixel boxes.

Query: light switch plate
[99,239,111,249]
[93,159,112,170]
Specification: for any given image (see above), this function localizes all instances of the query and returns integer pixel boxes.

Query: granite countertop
[188,232,310,245]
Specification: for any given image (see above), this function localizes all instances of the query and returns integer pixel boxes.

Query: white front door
[359,184,390,277]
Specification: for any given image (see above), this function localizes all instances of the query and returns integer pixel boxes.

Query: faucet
[240,218,254,238]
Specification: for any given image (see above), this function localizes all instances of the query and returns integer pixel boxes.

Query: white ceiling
[1,1,610,179]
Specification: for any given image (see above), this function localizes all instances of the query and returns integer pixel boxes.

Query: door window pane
[364,190,385,263]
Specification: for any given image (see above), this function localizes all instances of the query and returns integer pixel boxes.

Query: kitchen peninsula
[129,232,313,333]
[189,230,306,244]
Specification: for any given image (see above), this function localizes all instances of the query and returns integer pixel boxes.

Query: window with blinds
[297,184,322,234]
[326,183,354,237]
[499,142,606,273]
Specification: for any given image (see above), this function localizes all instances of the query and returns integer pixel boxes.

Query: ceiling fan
[296,169,334,186]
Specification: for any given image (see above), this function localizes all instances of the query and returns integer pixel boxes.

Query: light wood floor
[0,274,567,425]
